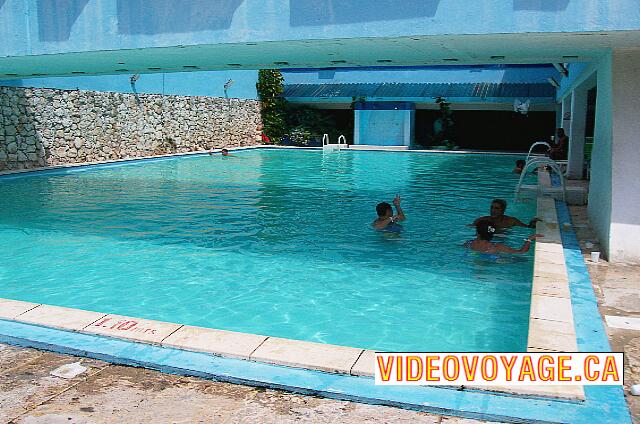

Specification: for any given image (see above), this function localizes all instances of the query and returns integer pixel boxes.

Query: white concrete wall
[567,88,588,179]
[588,49,640,263]
[587,54,613,258]
[354,109,412,146]
[609,49,640,262]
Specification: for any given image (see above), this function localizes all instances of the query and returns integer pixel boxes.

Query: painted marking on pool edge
[92,317,158,335]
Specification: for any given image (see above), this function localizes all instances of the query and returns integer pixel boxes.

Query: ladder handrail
[323,134,347,151]
[515,157,567,202]
[525,141,551,163]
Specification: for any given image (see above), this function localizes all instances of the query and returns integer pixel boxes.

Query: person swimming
[464,219,542,254]
[208,148,234,157]
[372,195,406,232]
[513,159,526,174]
[472,199,540,230]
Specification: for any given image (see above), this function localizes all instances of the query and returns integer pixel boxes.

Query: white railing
[525,141,551,163]
[525,140,568,174]
[322,133,348,151]
[515,157,567,202]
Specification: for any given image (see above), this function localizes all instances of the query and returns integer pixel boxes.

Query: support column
[555,103,562,129]
[567,88,588,179]
[591,49,640,263]
[353,110,361,145]
[561,96,572,136]
[404,109,415,147]
[608,48,640,262]
[587,55,613,261]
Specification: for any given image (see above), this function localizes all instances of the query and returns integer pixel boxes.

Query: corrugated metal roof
[282,83,554,99]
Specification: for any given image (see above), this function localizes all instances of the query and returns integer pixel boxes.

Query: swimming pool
[0,149,536,352]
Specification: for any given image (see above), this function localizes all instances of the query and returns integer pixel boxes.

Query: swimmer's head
[476,219,496,241]
[490,198,507,217]
[221,148,229,156]
[376,202,393,218]
[515,160,525,169]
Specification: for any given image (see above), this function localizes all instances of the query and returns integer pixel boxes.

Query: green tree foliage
[257,69,348,146]
[256,70,288,142]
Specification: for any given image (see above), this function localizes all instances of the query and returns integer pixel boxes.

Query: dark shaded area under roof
[283,83,555,99]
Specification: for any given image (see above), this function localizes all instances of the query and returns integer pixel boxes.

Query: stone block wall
[0,86,262,171]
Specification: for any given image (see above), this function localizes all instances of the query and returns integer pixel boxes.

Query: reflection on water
[0,149,536,352]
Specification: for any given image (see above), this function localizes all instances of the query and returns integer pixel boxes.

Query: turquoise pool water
[0,149,537,352]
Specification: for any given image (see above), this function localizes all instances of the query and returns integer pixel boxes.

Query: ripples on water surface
[0,149,538,351]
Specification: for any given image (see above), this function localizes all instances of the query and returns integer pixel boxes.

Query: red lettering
[93,317,111,328]
[117,321,137,331]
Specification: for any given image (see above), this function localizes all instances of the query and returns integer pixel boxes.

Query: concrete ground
[0,344,495,424]
[0,205,637,423]
[569,205,640,423]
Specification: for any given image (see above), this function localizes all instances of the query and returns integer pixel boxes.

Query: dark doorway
[415,110,556,151]
[299,108,354,142]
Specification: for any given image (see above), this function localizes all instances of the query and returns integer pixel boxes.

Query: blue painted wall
[283,65,561,85]
[0,70,259,98]
[556,62,592,100]
[1,0,639,57]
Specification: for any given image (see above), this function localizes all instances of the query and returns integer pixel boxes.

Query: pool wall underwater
[0,147,536,352]
[0,147,631,423]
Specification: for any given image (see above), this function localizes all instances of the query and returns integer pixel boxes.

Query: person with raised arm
[372,195,406,232]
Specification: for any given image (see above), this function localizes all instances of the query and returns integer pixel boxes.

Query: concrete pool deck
[0,148,633,423]
[0,343,497,424]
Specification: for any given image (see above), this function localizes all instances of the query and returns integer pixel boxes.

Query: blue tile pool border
[555,201,631,423]
[0,307,629,424]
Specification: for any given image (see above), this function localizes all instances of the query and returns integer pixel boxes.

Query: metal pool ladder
[322,134,348,152]
[525,141,551,163]
[526,140,568,174]
[515,157,567,202]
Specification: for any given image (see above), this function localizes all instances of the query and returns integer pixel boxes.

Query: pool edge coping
[0,144,267,177]
[4,317,614,424]
[529,195,578,355]
[0,144,530,179]
[0,303,628,423]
